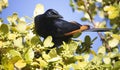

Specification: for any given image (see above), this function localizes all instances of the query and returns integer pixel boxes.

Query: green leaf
[83,53,90,62]
[43,36,54,47]
[112,34,120,40]
[62,42,69,50]
[98,46,106,55]
[85,35,91,43]
[48,48,57,58]
[113,48,119,53]
[0,18,3,25]
[47,49,62,62]
[34,4,44,17]
[15,59,26,69]
[7,16,12,23]
[102,64,112,68]
[72,64,80,70]
[90,50,97,56]
[2,50,22,69]
[77,0,84,6]
[63,57,77,64]
[104,6,119,19]
[77,61,88,68]
[84,13,90,20]
[0,24,9,34]
[73,32,81,38]
[81,17,89,21]
[31,36,40,45]
[13,38,23,48]
[25,48,34,63]
[0,0,8,12]
[7,49,22,64]
[9,50,21,58]
[91,55,103,65]
[9,56,21,64]
[42,52,51,60]
[69,41,78,52]
[47,56,61,62]
[69,0,74,7]
[74,55,84,60]
[2,0,8,7]
[85,35,91,46]
[108,11,119,19]
[103,57,111,64]
[36,58,48,68]
[107,52,116,58]
[16,21,27,33]
[98,21,106,28]
[3,61,14,70]
[113,61,120,70]
[12,13,18,21]
[108,38,119,48]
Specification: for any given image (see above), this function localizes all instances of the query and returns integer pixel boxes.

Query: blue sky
[0,0,102,52]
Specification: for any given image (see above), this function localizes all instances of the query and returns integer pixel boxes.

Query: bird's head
[44,9,63,18]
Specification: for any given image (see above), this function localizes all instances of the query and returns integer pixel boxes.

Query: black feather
[85,28,112,32]
[34,9,111,46]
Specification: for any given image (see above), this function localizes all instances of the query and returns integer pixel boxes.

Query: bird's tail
[64,25,112,36]
[85,28,112,32]
[79,25,112,32]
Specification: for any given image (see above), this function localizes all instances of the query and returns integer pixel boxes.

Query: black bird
[34,9,111,46]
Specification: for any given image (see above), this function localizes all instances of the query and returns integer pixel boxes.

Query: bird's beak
[58,14,63,18]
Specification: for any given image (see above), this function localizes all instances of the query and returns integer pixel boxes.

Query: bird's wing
[53,19,90,36]
[53,19,112,37]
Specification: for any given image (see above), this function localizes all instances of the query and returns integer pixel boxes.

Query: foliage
[0,0,120,70]
[0,0,8,12]
[70,0,120,49]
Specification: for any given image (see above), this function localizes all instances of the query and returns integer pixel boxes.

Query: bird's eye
[51,11,58,15]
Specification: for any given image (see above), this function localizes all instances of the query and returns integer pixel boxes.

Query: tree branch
[83,0,111,52]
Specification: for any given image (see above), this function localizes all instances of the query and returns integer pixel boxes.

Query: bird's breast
[35,22,57,38]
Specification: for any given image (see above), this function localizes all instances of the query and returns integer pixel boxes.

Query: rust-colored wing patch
[64,25,90,36]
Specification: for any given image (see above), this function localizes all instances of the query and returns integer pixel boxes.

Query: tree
[0,0,120,70]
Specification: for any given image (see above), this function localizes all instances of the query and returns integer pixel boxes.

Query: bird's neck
[43,18,57,24]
